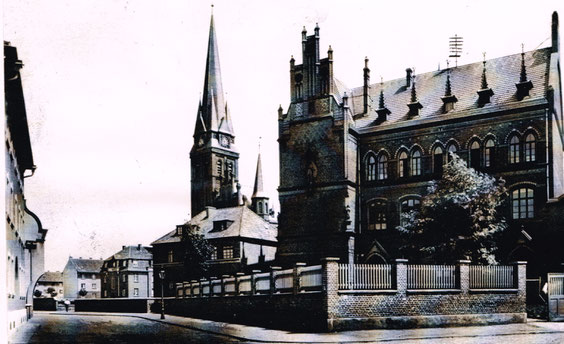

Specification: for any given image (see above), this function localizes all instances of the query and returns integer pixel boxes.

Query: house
[62,257,103,299]
[100,245,153,298]
[5,41,48,335]
[151,14,277,296]
[276,12,564,277]
[34,271,64,298]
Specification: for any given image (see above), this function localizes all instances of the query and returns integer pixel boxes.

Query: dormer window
[212,220,234,232]
[176,225,183,236]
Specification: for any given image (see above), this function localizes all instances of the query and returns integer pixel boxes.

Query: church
[276,12,564,277]
[151,14,277,296]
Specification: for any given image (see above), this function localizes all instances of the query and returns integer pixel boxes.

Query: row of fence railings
[176,262,519,297]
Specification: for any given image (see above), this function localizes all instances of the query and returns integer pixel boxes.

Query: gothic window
[484,139,495,167]
[398,151,408,178]
[470,141,481,169]
[377,154,388,180]
[226,161,234,181]
[216,160,223,178]
[433,146,444,175]
[447,144,457,162]
[223,246,234,259]
[411,150,422,176]
[367,201,387,230]
[509,135,520,164]
[524,133,536,162]
[400,198,421,226]
[366,155,376,181]
[258,202,263,214]
[511,187,534,219]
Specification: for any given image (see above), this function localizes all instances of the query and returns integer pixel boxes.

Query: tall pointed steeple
[252,153,265,199]
[190,10,240,218]
[198,12,234,136]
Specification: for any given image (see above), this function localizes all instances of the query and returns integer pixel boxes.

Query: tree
[78,288,88,297]
[47,287,58,298]
[181,225,214,280]
[397,153,507,264]
[33,289,42,298]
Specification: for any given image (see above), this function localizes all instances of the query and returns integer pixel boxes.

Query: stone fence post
[209,277,216,297]
[270,267,281,294]
[250,270,261,295]
[221,275,230,296]
[457,260,470,293]
[235,272,244,295]
[293,262,306,294]
[199,278,206,297]
[512,261,527,296]
[322,257,340,332]
[395,259,408,295]
[190,280,197,297]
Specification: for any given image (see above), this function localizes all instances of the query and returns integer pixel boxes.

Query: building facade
[276,13,564,276]
[5,41,48,336]
[100,245,153,298]
[62,258,103,299]
[33,271,64,298]
[152,13,277,296]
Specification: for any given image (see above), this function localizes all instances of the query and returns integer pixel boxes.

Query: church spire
[251,142,269,220]
[252,153,265,199]
[199,12,233,135]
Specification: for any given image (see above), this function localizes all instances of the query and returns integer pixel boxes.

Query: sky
[4,0,563,272]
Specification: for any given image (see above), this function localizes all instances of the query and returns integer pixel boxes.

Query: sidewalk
[49,311,564,343]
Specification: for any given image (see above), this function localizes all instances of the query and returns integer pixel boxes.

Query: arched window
[367,200,387,230]
[258,202,263,214]
[265,202,269,213]
[366,155,376,181]
[400,198,421,226]
[15,257,18,280]
[524,133,536,162]
[509,135,520,164]
[511,187,534,219]
[411,150,422,176]
[433,146,444,174]
[377,154,388,180]
[216,160,223,178]
[447,144,457,162]
[484,139,495,167]
[470,141,481,169]
[398,151,408,178]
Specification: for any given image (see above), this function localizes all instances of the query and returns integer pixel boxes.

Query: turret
[251,153,269,221]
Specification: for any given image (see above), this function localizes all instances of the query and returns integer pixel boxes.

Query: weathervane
[449,34,463,67]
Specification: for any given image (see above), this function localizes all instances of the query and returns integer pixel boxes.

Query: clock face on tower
[220,135,230,148]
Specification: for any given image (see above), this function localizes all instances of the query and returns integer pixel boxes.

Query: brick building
[276,13,564,277]
[100,245,153,298]
[5,41,48,336]
[151,14,277,297]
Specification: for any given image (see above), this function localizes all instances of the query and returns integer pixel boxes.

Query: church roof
[195,14,235,137]
[351,47,551,131]
[152,206,277,245]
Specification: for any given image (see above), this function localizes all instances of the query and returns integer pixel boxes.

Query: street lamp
[159,269,165,319]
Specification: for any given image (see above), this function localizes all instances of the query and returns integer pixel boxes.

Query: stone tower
[276,25,357,266]
[251,153,269,220]
[190,14,239,217]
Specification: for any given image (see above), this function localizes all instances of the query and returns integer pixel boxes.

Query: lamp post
[159,269,165,319]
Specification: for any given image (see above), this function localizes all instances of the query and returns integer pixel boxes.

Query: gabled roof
[67,258,104,273]
[351,48,551,130]
[152,206,277,245]
[38,271,63,283]
[105,245,152,261]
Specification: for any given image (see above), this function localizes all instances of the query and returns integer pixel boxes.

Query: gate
[548,273,564,321]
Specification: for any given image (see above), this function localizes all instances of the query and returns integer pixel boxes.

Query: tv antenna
[449,34,463,67]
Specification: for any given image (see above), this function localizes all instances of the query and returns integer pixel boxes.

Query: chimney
[363,57,370,114]
[137,244,141,251]
[405,68,412,87]
[122,246,125,250]
[205,206,216,218]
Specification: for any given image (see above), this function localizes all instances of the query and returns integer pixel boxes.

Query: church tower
[190,13,239,217]
[276,25,357,266]
[251,153,270,220]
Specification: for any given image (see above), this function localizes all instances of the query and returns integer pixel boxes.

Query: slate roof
[105,245,152,261]
[67,258,104,273]
[351,48,551,131]
[38,271,63,283]
[152,206,277,245]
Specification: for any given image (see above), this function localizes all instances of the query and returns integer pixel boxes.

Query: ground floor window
[133,288,139,296]
[400,198,421,226]
[367,201,387,230]
[512,188,534,219]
